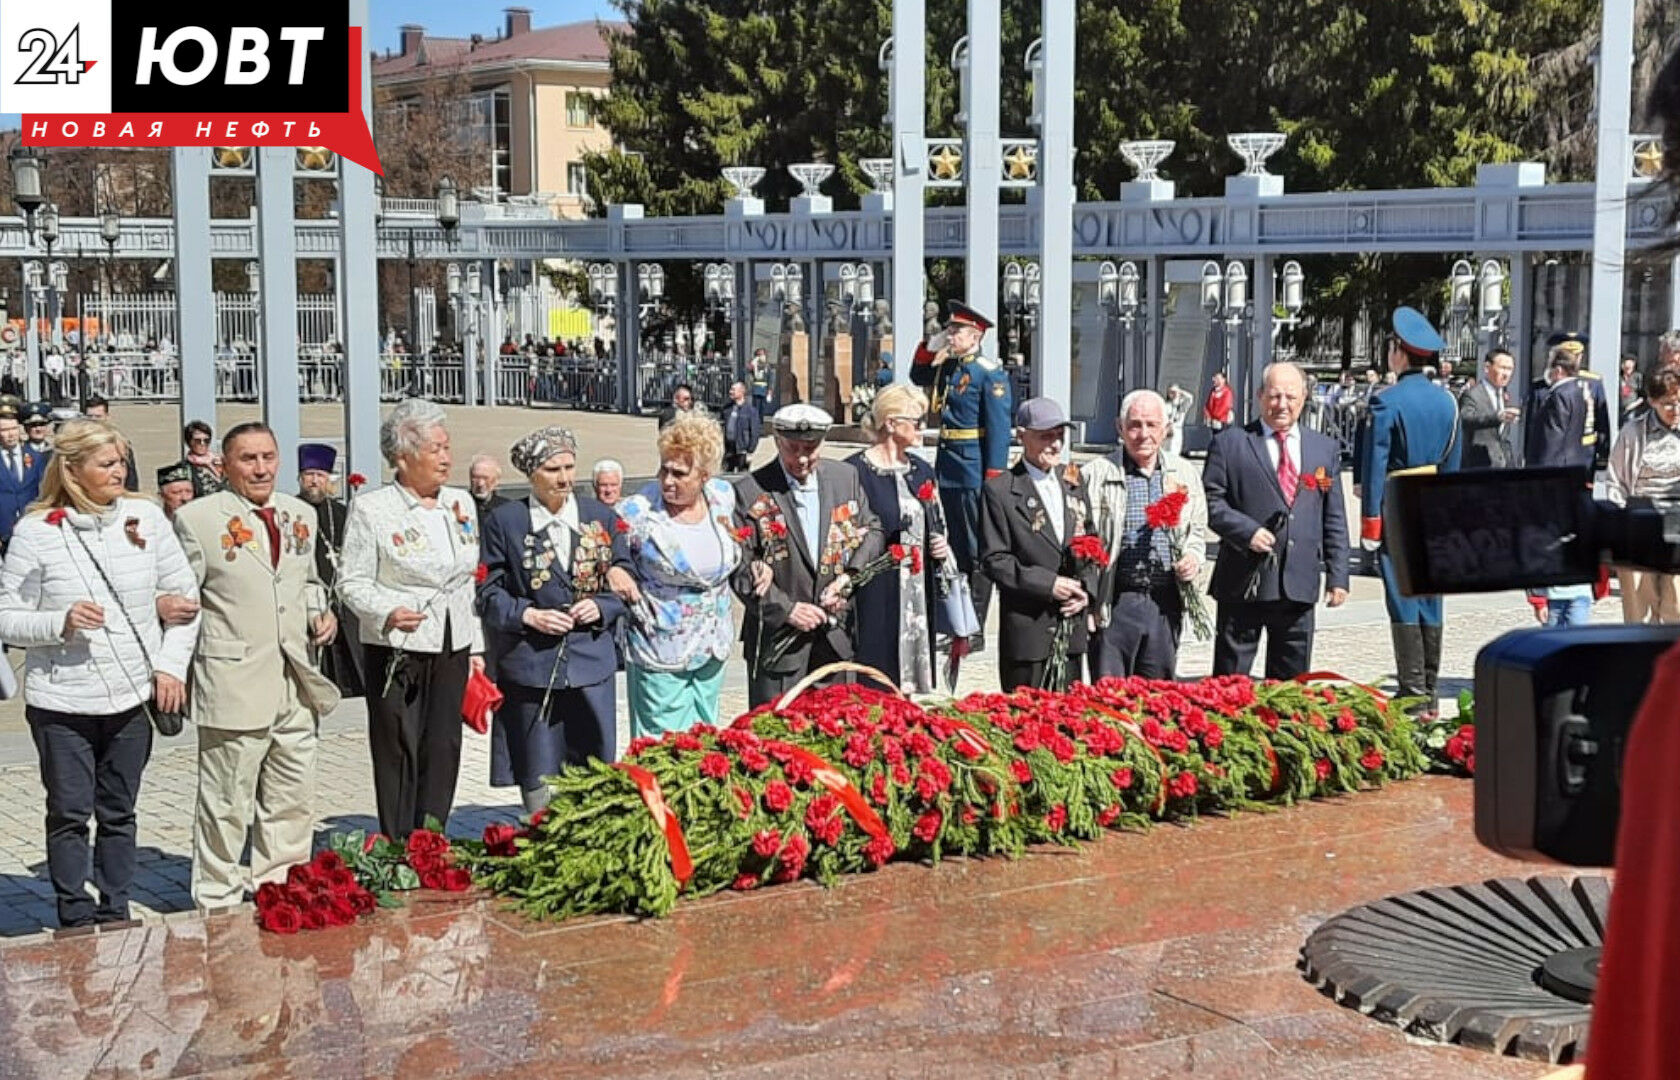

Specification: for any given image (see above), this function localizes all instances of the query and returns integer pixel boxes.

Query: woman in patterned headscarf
[476,425,629,812]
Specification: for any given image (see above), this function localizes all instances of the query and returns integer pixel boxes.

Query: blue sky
[369,0,618,53]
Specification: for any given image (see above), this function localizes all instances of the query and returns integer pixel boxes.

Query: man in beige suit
[174,422,340,908]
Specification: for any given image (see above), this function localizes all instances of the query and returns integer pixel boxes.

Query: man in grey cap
[979,397,1101,691]
[732,404,883,706]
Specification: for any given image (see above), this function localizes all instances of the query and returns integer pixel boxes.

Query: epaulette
[1579,369,1603,381]
[972,356,1002,373]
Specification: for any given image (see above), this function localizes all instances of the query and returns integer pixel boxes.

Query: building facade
[371,7,623,219]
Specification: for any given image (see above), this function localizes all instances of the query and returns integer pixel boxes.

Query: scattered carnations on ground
[256,825,473,933]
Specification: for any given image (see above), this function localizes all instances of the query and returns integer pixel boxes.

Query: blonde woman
[610,413,746,734]
[0,420,199,928]
[845,383,949,693]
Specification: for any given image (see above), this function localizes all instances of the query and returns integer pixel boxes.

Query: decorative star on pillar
[1003,143,1038,181]
[1633,139,1665,179]
[929,143,964,181]
[295,146,335,172]
[213,146,252,170]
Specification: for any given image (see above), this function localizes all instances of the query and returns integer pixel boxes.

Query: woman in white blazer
[338,400,484,839]
[0,420,199,928]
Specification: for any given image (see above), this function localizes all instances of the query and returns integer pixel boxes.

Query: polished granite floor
[0,777,1570,1079]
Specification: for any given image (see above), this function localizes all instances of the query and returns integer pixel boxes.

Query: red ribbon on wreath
[615,763,695,888]
[766,742,889,840]
[1294,670,1389,706]
[943,716,992,758]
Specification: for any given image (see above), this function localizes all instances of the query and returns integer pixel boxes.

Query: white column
[339,0,381,484]
[890,2,926,380]
[255,147,301,486]
[172,148,217,427]
[965,0,1000,357]
[1033,0,1074,410]
[1589,0,1635,452]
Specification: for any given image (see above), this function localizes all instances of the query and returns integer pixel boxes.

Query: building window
[455,88,512,196]
[566,92,592,128]
[567,163,589,196]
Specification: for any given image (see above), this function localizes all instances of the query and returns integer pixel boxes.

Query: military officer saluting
[1359,307,1461,719]
[910,300,1013,643]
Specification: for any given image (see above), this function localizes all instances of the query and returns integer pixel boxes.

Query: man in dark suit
[1457,349,1520,469]
[979,398,1100,691]
[1204,362,1350,680]
[0,400,46,553]
[721,380,761,472]
[657,384,699,431]
[733,404,884,707]
[1525,344,1594,471]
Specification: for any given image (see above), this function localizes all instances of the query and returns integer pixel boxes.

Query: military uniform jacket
[732,460,884,676]
[1358,370,1462,540]
[1525,377,1594,471]
[909,341,1013,490]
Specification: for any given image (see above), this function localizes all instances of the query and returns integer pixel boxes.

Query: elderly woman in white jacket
[0,419,199,929]
[338,400,484,839]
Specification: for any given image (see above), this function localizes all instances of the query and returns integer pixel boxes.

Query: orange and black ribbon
[616,763,694,888]
[1294,670,1389,706]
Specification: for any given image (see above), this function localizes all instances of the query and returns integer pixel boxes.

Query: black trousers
[1091,584,1183,680]
[1212,599,1315,680]
[749,638,848,709]
[365,642,469,840]
[724,451,752,473]
[939,484,993,627]
[27,705,151,927]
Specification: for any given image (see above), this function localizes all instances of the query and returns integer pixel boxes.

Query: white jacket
[337,483,485,654]
[0,498,200,715]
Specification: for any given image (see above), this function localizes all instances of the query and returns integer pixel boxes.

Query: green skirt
[627,658,727,738]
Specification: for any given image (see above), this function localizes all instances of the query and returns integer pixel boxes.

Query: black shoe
[967,633,985,655]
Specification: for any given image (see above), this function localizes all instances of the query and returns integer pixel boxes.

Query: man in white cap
[979,397,1101,691]
[732,403,883,706]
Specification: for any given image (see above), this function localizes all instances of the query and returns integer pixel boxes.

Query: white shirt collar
[529,495,579,535]
[1263,423,1298,442]
[1023,460,1056,483]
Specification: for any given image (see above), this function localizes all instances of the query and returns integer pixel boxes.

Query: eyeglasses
[887,414,925,427]
[189,435,211,444]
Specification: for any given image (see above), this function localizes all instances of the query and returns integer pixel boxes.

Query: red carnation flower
[916,480,936,502]
[614,517,630,533]
[1167,772,1199,800]
[1314,758,1333,782]
[763,780,794,813]
[528,808,549,828]
[45,508,67,527]
[1335,709,1357,733]
[1045,804,1068,832]
[1201,725,1224,750]
[778,832,810,870]
[732,873,760,891]
[1010,759,1034,785]
[1110,767,1133,790]
[474,564,489,585]
[869,772,890,806]
[259,901,304,934]
[327,896,359,926]
[286,863,317,889]
[483,823,519,857]
[253,882,286,910]
[1069,533,1110,568]
[348,473,367,489]
[890,543,906,562]
[1359,748,1385,772]
[751,829,782,858]
[1144,490,1188,530]
[419,870,445,891]
[733,786,755,818]
[313,851,345,873]
[1096,805,1122,828]
[299,906,326,931]
[767,519,788,538]
[910,546,924,575]
[733,525,754,543]
[862,833,896,867]
[912,810,943,844]
[740,747,770,773]
[407,829,449,858]
[698,752,731,779]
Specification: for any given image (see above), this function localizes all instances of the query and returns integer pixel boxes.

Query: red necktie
[255,507,281,569]
[1275,429,1297,505]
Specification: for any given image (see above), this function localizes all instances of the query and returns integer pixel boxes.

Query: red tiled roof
[372,20,626,78]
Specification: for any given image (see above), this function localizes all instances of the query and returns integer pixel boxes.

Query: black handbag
[67,527,187,736]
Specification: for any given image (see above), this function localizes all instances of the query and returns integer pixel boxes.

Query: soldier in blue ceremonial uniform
[911,300,1013,642]
[1358,307,1461,718]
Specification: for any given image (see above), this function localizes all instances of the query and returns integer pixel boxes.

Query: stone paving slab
[0,583,1585,940]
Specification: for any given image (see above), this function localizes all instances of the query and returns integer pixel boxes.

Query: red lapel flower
[474,564,489,584]
[916,480,936,502]
[45,508,67,526]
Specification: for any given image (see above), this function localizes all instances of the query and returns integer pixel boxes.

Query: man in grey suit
[1458,348,1520,469]
[733,404,883,707]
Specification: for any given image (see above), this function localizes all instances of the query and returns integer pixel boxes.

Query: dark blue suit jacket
[0,447,48,548]
[1525,377,1593,470]
[477,495,630,691]
[1205,423,1350,605]
[1358,370,1461,537]
[721,401,761,457]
